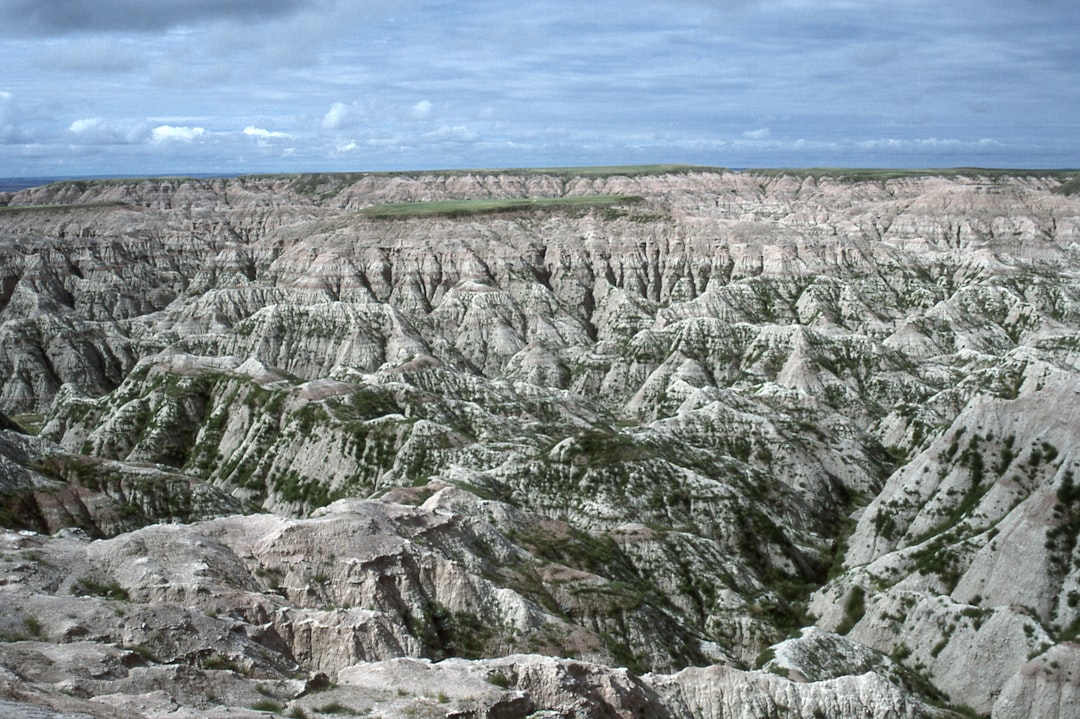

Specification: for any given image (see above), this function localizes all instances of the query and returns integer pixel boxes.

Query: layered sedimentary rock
[1,167,1079,717]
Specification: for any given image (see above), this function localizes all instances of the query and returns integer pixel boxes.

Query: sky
[1,0,1078,177]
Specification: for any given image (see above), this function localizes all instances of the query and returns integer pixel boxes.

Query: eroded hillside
[1,167,1078,718]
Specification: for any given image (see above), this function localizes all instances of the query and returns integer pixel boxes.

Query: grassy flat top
[280,165,719,196]
[410,164,722,178]
[329,164,1076,183]
[282,164,721,183]
[0,200,126,214]
[754,167,1079,182]
[360,194,641,220]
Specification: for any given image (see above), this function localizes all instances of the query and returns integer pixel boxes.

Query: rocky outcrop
[0,511,931,719]
[993,643,1080,719]
[0,429,245,536]
[810,358,1080,715]
[2,167,1080,717]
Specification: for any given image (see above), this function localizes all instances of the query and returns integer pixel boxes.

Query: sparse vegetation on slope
[0,166,1078,719]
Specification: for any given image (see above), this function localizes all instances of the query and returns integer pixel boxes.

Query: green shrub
[74,577,129,601]
[251,699,282,712]
[486,671,511,689]
[23,616,43,638]
[836,586,866,635]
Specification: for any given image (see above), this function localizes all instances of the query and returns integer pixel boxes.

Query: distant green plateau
[360,194,642,219]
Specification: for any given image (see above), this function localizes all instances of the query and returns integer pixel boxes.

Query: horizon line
[3,163,1079,188]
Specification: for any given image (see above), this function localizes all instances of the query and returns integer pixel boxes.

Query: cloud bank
[0,0,1076,175]
[0,0,307,35]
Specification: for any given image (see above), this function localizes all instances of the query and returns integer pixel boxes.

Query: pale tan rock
[2,169,1079,718]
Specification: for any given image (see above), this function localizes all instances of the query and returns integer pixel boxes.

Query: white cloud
[67,117,148,144]
[69,118,104,134]
[742,127,771,140]
[410,100,433,119]
[151,125,206,143]
[336,140,357,152]
[855,137,954,150]
[423,125,478,142]
[322,102,349,130]
[243,125,289,138]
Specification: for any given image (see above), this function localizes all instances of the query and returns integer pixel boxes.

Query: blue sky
[1,0,1077,177]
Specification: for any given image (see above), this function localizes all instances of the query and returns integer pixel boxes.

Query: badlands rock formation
[0,166,1078,718]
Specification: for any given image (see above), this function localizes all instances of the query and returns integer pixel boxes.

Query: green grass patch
[1051,175,1080,195]
[23,616,43,638]
[0,200,127,214]
[251,699,282,713]
[360,194,641,220]
[6,413,42,434]
[836,585,866,635]
[73,577,129,601]
[486,671,511,689]
[754,167,1079,183]
[314,701,358,714]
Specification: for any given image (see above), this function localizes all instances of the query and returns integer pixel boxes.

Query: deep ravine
[1,167,1078,718]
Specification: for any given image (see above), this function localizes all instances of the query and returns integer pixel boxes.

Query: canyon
[0,166,1078,718]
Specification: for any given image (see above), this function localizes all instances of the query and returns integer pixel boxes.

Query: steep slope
[0,415,245,536]
[1,167,1079,717]
[0,499,929,719]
